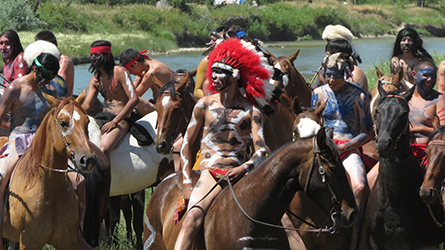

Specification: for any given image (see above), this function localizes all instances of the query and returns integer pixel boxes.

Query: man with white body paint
[174,38,269,250]
[0,52,59,249]
[311,52,372,250]
[82,40,139,164]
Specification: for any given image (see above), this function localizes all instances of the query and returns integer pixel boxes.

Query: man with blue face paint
[312,52,373,250]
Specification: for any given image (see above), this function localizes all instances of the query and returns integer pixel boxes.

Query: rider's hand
[101,120,117,134]
[337,143,347,155]
[228,165,247,182]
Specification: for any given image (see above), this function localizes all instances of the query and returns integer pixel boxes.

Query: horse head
[374,84,414,157]
[292,97,327,140]
[30,93,97,174]
[420,124,445,205]
[302,128,357,229]
[154,73,196,154]
[376,67,405,93]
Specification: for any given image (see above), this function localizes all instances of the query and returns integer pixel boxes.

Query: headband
[124,50,150,70]
[211,62,240,79]
[34,58,56,78]
[90,46,112,54]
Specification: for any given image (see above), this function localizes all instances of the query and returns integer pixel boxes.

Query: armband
[243,165,250,172]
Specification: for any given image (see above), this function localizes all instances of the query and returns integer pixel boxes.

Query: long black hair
[0,30,24,63]
[391,28,432,60]
[89,40,115,82]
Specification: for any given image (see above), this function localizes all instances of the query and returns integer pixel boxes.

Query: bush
[0,0,46,31]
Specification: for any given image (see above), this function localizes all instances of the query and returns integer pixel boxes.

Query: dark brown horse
[359,85,445,249]
[267,49,312,107]
[419,125,445,228]
[2,94,98,249]
[144,129,357,249]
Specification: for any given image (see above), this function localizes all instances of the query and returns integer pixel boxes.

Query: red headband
[124,50,150,69]
[90,46,112,54]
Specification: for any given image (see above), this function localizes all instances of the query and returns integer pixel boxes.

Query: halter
[380,79,402,90]
[160,90,191,148]
[224,136,342,234]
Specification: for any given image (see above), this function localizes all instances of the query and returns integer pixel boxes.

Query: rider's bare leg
[366,162,379,191]
[173,137,183,172]
[174,170,221,250]
[281,213,307,250]
[100,120,130,162]
[343,152,369,250]
[0,141,19,250]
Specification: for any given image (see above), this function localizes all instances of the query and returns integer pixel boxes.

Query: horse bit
[225,136,341,234]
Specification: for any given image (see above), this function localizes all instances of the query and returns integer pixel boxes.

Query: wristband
[243,165,250,172]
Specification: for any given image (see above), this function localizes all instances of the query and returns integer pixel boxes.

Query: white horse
[88,111,174,196]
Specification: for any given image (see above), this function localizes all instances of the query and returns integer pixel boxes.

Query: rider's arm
[12,54,28,80]
[390,56,400,75]
[338,92,373,153]
[81,77,99,113]
[180,99,206,199]
[438,61,445,95]
[135,71,153,97]
[436,94,445,127]
[0,81,20,129]
[59,55,74,96]
[194,57,208,99]
[243,107,268,171]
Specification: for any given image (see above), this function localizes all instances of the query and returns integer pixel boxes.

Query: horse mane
[428,126,445,142]
[22,97,80,189]
[158,81,180,99]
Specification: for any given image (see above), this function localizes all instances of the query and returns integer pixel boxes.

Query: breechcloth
[0,133,36,157]
[209,168,229,181]
[411,143,427,163]
[94,111,153,146]
[333,139,377,171]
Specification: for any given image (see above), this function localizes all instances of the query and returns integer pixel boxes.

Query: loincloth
[94,111,153,146]
[411,143,427,164]
[333,139,376,171]
[0,133,36,157]
[209,168,229,181]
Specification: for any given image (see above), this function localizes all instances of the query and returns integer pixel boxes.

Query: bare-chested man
[312,52,373,249]
[437,60,445,95]
[81,40,139,163]
[174,38,269,250]
[0,53,59,250]
[35,30,75,97]
[390,27,433,85]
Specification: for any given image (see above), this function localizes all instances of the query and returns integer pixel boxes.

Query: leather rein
[225,137,342,234]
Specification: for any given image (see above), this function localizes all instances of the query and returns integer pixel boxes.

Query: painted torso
[10,88,48,135]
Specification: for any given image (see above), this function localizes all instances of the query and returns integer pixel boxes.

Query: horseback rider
[174,38,269,250]
[390,27,433,85]
[81,40,140,166]
[311,52,373,249]
[0,52,59,250]
[0,30,28,88]
[437,59,445,95]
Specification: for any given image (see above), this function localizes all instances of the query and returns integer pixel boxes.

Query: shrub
[0,0,46,31]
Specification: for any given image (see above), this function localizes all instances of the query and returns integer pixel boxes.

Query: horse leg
[132,190,145,250]
[83,144,110,247]
[108,195,122,246]
[120,195,133,242]
[281,213,307,250]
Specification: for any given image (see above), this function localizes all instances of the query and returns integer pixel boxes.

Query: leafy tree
[0,0,46,31]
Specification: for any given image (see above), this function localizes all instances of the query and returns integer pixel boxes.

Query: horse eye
[60,121,69,128]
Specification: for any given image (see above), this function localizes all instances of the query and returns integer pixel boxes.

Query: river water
[73,37,445,101]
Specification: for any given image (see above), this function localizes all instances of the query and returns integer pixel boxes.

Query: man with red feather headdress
[174,38,270,250]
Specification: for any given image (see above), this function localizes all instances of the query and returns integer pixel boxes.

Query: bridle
[423,139,445,228]
[225,136,343,234]
[375,94,410,148]
[379,79,403,91]
[159,90,190,148]
[45,101,78,173]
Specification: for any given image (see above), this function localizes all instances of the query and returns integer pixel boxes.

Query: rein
[223,137,341,234]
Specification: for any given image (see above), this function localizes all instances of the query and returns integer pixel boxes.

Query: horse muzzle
[334,200,356,229]
[74,154,97,174]
[155,140,172,155]
[419,187,440,205]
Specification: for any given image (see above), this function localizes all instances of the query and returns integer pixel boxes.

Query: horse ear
[292,96,303,115]
[326,127,334,139]
[266,50,276,61]
[433,114,440,131]
[175,73,190,91]
[375,67,384,79]
[315,98,328,117]
[151,74,164,89]
[288,49,300,64]
[316,127,332,149]
[75,88,87,104]
[402,85,415,102]
[377,79,387,98]
[42,92,60,110]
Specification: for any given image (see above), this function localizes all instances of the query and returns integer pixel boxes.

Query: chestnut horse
[144,129,357,249]
[2,94,97,249]
[419,126,445,228]
[359,85,445,249]
[267,49,312,107]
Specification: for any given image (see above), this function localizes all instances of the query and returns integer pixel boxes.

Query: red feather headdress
[206,38,272,103]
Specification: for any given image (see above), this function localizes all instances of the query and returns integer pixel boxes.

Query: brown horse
[2,94,98,249]
[419,125,445,228]
[267,49,312,108]
[144,129,357,249]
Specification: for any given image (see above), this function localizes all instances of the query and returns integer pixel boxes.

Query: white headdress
[23,40,60,67]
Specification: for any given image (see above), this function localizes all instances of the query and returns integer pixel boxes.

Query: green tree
[0,0,46,31]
